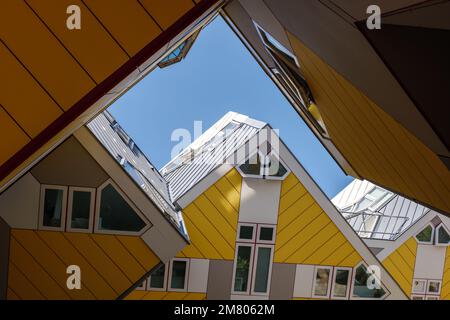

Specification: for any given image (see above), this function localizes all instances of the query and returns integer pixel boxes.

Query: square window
[259,227,274,242]
[239,225,254,241]
[411,295,424,300]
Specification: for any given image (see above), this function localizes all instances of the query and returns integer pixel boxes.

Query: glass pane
[352,265,386,298]
[43,188,64,227]
[99,184,146,232]
[239,226,254,240]
[259,227,274,241]
[333,269,350,298]
[171,261,187,289]
[438,226,450,244]
[428,281,440,294]
[314,268,330,296]
[239,153,261,176]
[254,247,272,293]
[70,190,91,229]
[234,246,252,292]
[416,225,433,242]
[150,264,166,289]
[267,154,287,177]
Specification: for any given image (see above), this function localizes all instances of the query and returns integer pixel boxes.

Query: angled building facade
[222,0,450,215]
[0,111,188,300]
[334,179,450,300]
[126,112,406,300]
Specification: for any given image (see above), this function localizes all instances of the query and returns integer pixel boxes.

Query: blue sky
[109,16,352,198]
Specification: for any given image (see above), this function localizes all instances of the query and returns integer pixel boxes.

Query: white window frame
[237,223,257,243]
[66,186,95,233]
[231,244,255,295]
[350,262,390,300]
[411,294,425,300]
[426,296,439,300]
[331,267,352,300]
[148,263,169,292]
[412,278,427,294]
[168,258,189,292]
[250,244,274,296]
[426,280,441,295]
[435,223,450,246]
[39,185,68,231]
[94,180,149,236]
[311,266,333,299]
[415,223,435,245]
[256,224,276,244]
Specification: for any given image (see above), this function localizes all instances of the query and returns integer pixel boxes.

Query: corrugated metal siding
[163,124,260,201]
[87,112,181,229]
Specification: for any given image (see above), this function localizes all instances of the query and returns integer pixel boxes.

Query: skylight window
[158,29,201,68]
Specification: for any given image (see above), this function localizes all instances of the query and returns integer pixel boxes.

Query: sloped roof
[333,179,430,240]
[161,112,266,201]
[87,111,184,235]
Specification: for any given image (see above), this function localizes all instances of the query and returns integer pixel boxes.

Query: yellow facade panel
[26,0,129,83]
[214,174,241,212]
[38,231,117,299]
[9,237,71,299]
[64,232,132,294]
[276,202,322,248]
[11,230,95,299]
[83,0,162,56]
[180,169,241,260]
[181,212,221,259]
[278,182,307,213]
[276,212,330,262]
[303,232,347,265]
[382,237,417,296]
[6,288,20,300]
[0,0,95,110]
[8,263,45,300]
[116,235,160,271]
[90,234,146,283]
[0,107,30,166]
[224,168,242,194]
[287,32,450,213]
[140,0,194,30]
[277,193,316,233]
[0,43,62,138]
[440,248,450,300]
[280,173,299,197]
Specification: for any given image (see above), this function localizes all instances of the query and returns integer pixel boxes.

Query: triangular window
[415,224,434,244]
[158,30,201,68]
[436,224,450,245]
[97,182,147,233]
[352,264,387,299]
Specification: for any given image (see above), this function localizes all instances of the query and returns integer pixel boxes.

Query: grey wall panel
[269,263,295,300]
[0,217,10,300]
[31,136,108,188]
[206,260,234,300]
